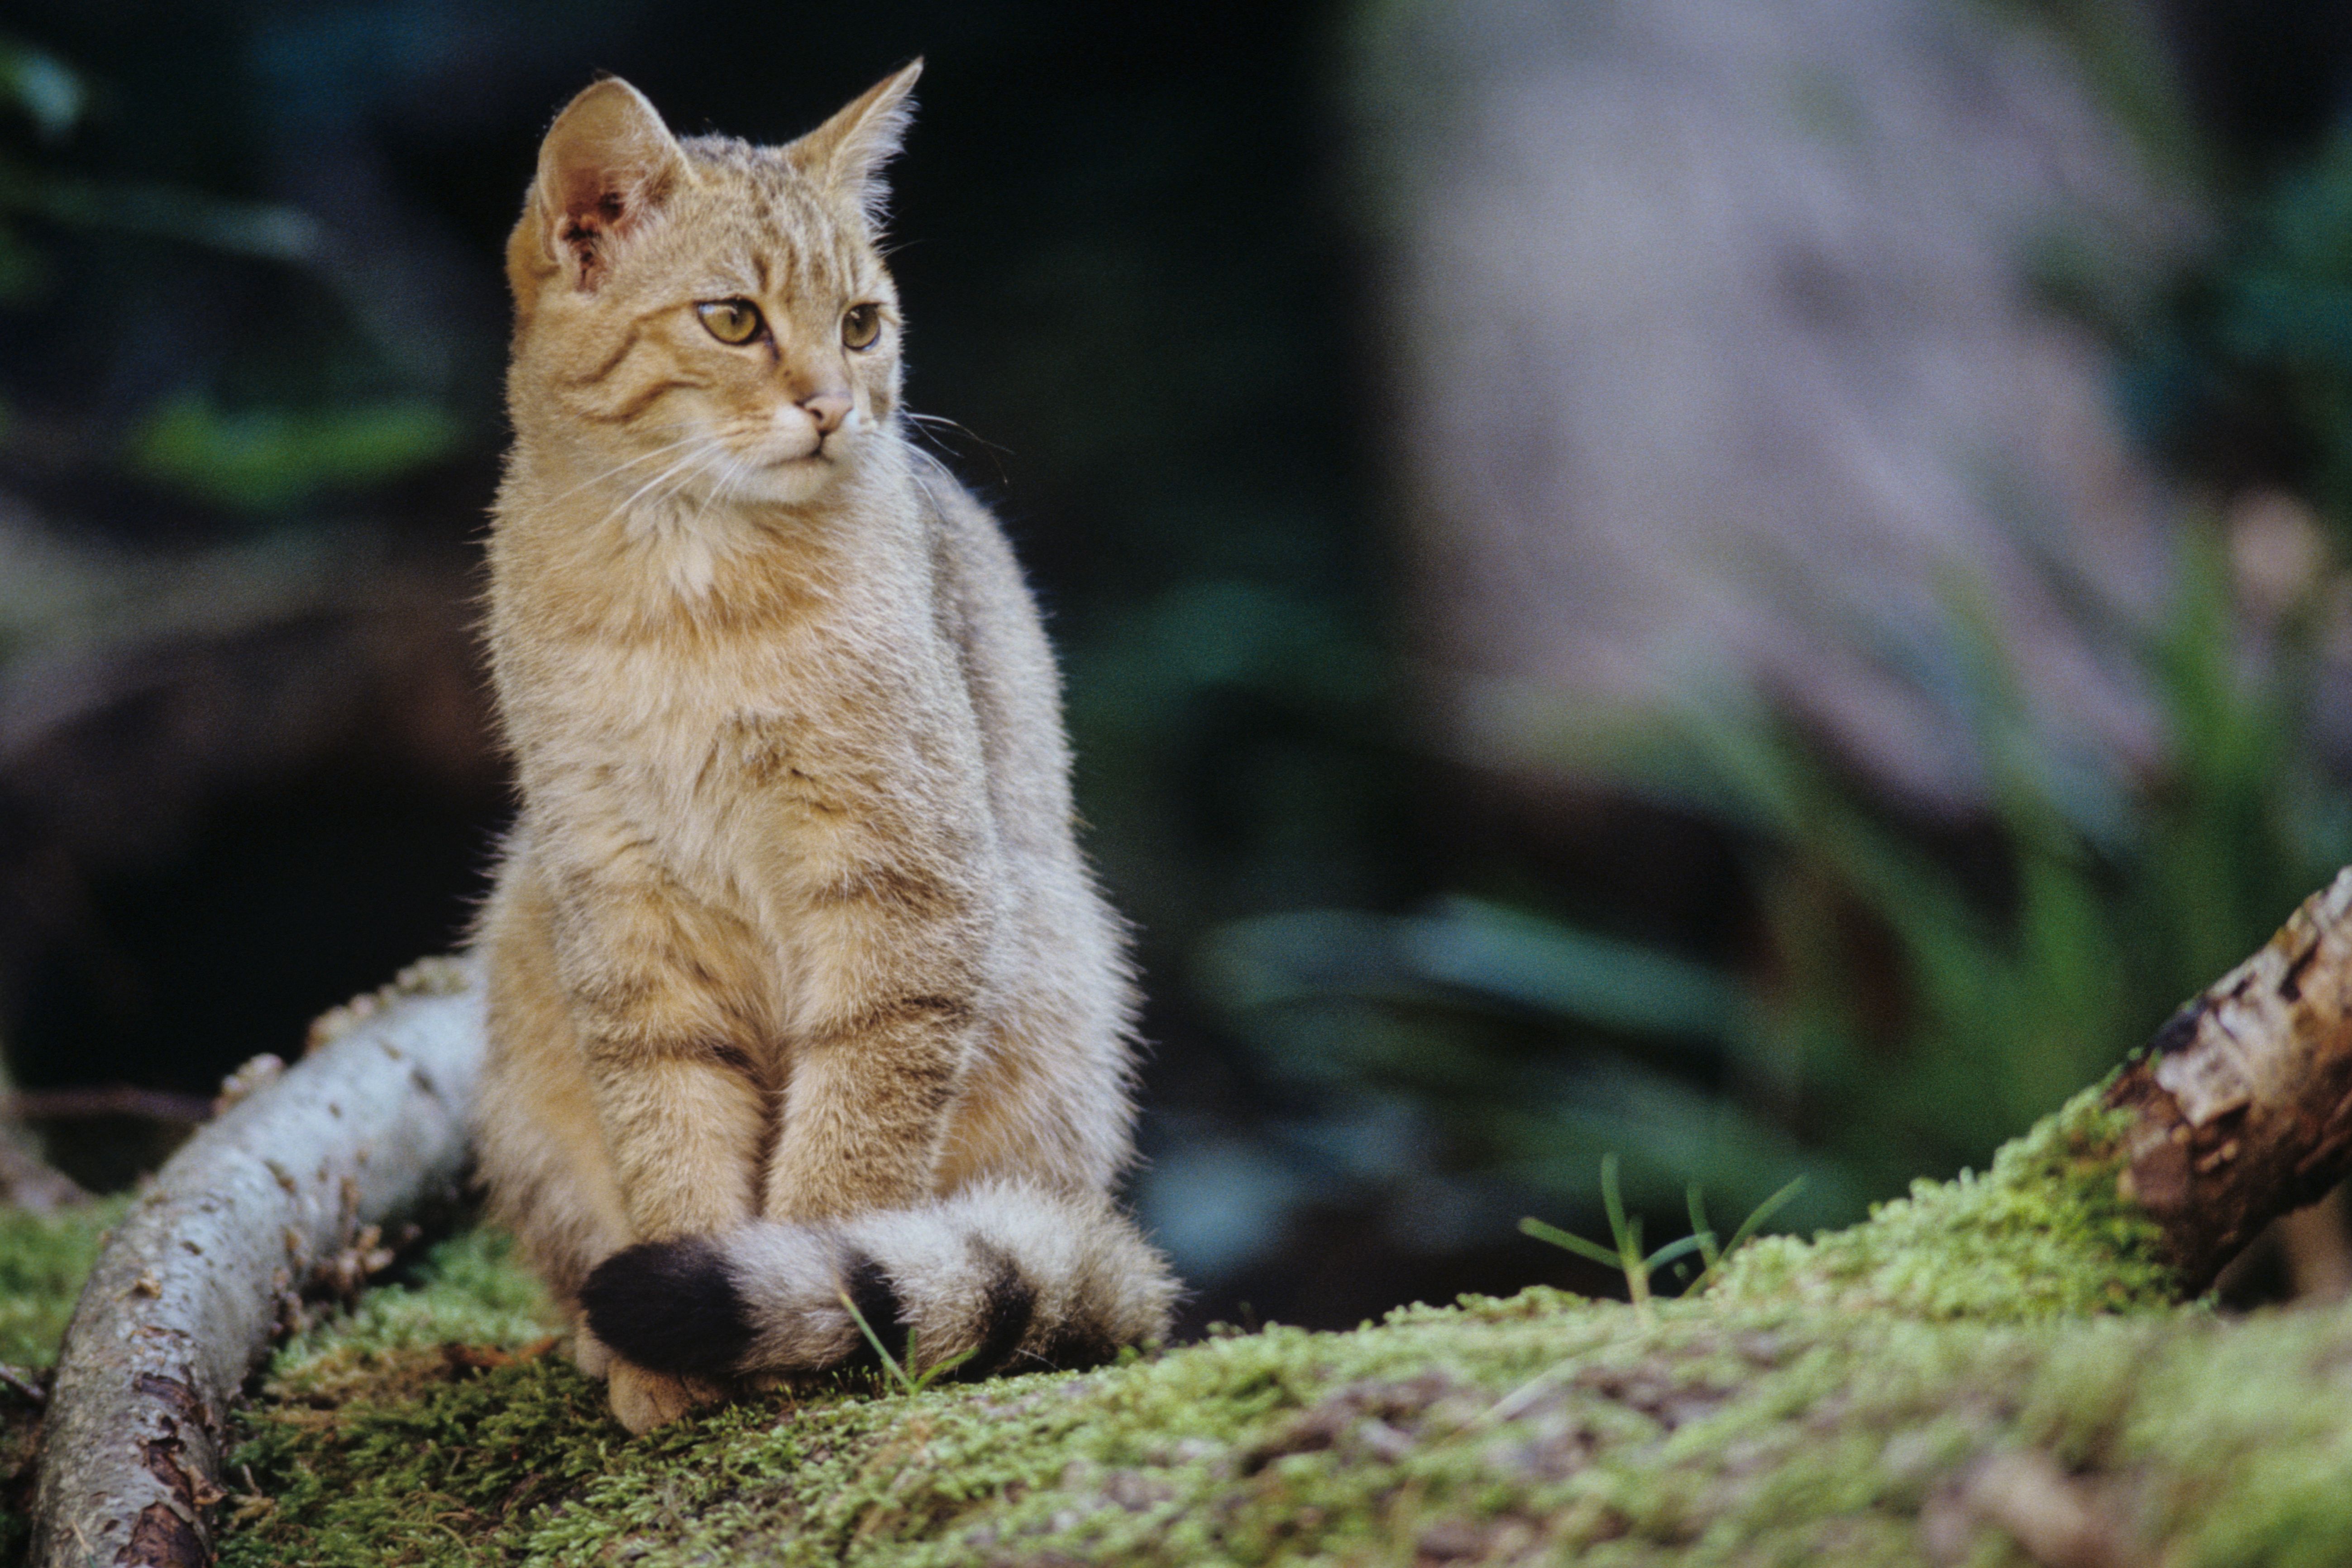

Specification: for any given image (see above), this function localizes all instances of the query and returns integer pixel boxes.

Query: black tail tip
[580,1235,752,1377]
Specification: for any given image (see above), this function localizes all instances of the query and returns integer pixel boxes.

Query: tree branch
[27,958,480,1568]
[2106,865,2352,1292]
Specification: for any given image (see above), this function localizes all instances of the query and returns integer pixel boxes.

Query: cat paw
[572,1327,613,1379]
[607,1360,721,1433]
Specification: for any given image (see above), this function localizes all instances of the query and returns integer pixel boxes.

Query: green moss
[221,1229,584,1568]
[263,1228,560,1408]
[1710,1084,2174,1319]
[211,1093,2287,1565]
[0,1197,124,1368]
[223,1255,2352,1566]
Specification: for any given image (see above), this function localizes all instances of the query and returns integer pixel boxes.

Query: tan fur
[473,67,1174,1431]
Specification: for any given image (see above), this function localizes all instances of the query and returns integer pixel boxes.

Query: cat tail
[578,1180,1178,1384]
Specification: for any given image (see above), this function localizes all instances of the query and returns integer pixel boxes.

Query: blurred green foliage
[0,35,83,304]
[126,394,459,512]
[0,1195,124,1367]
[2127,126,2352,529]
[0,33,444,513]
[1199,529,2351,1241]
[1166,10,2352,1284]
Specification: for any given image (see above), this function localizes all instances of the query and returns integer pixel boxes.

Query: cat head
[506,66,921,508]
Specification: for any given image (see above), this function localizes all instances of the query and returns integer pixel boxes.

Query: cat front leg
[538,819,772,1234]
[543,852,776,1430]
[573,999,766,1431]
[764,998,974,1219]
[761,878,990,1222]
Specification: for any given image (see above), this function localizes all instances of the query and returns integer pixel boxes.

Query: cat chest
[534,634,975,867]
[590,682,888,818]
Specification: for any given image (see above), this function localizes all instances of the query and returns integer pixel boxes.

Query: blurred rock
[0,498,491,864]
[0,492,498,1107]
[1353,0,2202,812]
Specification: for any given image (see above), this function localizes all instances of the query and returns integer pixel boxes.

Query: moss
[222,1253,2352,1566]
[0,1197,126,1368]
[262,1227,560,1408]
[220,1229,587,1568]
[1709,1084,2174,1320]
[210,1091,2301,1565]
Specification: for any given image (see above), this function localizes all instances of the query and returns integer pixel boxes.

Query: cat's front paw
[607,1359,720,1433]
[572,1327,613,1379]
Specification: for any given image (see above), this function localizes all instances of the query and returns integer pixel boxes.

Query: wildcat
[473,64,1176,1433]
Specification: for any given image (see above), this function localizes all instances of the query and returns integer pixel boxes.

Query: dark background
[5,0,2352,1331]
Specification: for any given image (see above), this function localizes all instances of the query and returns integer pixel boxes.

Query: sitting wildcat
[473,63,1176,1433]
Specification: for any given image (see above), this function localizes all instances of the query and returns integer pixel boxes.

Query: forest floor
[191,1089,2352,1567]
[7,1089,2352,1565]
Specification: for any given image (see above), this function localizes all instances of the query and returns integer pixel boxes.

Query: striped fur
[473,69,1176,1433]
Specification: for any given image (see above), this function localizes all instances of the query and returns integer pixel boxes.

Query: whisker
[530,434,709,511]
[902,409,1012,459]
[908,447,958,525]
[654,444,741,520]
[901,412,1013,491]
[597,444,719,531]
[682,450,746,531]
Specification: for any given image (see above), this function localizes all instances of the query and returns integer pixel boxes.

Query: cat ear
[789,61,922,225]
[532,78,689,291]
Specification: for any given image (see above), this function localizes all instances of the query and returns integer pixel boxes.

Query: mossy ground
[0,1087,2329,1564]
[215,1251,2352,1567]
[1707,1091,2174,1320]
[218,1085,2352,1568]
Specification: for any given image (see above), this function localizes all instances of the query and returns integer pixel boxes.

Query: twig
[4,1087,215,1125]
[0,1363,48,1406]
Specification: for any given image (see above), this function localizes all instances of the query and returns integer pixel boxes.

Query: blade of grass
[1624,1237,1650,1309]
[1687,1183,1721,1272]
[837,1288,910,1395]
[1644,1233,1711,1272]
[1598,1154,1651,1309]
[1690,1175,1810,1296]
[1519,1217,1627,1271]
[905,1336,978,1394]
[1721,1175,1807,1257]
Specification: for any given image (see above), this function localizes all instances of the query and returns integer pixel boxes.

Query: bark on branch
[2107,865,2352,1292]
[28,959,481,1568]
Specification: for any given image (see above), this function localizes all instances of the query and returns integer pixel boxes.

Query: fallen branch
[2105,865,2352,1291]
[28,958,481,1568]
[3,1088,216,1126]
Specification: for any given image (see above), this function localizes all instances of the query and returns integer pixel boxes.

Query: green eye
[697,299,764,345]
[842,303,883,351]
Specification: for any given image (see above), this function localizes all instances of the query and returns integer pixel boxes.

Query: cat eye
[697,299,765,345]
[841,303,884,351]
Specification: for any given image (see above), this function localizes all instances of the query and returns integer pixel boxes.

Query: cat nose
[799,391,851,437]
